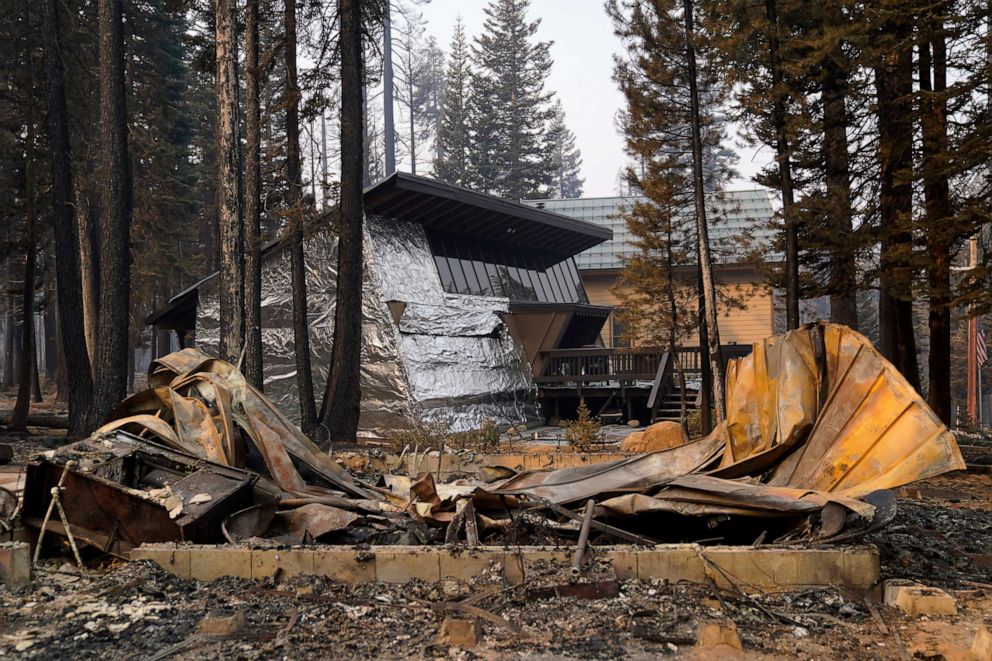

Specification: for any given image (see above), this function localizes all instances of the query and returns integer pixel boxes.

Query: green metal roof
[522,190,777,270]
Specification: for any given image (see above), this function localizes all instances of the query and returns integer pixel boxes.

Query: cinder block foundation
[131,543,880,593]
[0,541,31,589]
[883,579,958,616]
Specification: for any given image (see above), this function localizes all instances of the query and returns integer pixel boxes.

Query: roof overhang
[148,175,613,327]
[507,302,612,317]
[365,173,612,257]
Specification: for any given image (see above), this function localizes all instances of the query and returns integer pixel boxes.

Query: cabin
[148,173,612,439]
[522,191,777,423]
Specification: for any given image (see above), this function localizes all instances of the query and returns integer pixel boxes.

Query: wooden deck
[534,345,752,422]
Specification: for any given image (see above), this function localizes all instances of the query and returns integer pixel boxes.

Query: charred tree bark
[76,186,97,373]
[89,0,133,430]
[2,307,14,390]
[383,3,396,174]
[285,0,317,436]
[43,271,57,381]
[216,0,244,363]
[874,4,920,391]
[318,0,364,445]
[682,0,725,421]
[42,0,93,434]
[9,113,38,432]
[243,0,263,391]
[697,269,712,435]
[765,0,800,331]
[821,53,859,330]
[919,18,952,423]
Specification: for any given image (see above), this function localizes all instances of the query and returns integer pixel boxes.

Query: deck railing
[535,344,753,386]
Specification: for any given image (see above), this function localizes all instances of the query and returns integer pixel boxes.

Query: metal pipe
[570,499,596,576]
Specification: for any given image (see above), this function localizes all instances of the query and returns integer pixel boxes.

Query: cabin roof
[523,190,778,271]
[146,174,612,325]
[367,172,612,256]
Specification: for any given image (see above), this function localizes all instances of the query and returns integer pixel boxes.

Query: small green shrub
[562,399,603,451]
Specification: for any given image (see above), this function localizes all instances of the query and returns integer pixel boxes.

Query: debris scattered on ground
[15,323,969,555]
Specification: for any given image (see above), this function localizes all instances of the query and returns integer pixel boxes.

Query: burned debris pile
[16,322,966,557]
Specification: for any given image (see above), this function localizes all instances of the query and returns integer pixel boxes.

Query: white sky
[418,0,770,197]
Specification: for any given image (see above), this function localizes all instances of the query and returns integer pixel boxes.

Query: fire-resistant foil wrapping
[196,214,537,439]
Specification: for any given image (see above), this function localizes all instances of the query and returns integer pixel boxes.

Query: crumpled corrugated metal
[484,322,965,535]
[99,348,379,500]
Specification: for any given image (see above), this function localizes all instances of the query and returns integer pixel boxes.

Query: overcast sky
[418,0,770,197]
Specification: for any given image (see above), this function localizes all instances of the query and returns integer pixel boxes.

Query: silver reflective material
[197,229,338,422]
[398,303,501,337]
[195,214,537,440]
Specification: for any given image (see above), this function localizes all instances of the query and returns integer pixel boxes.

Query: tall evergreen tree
[9,15,39,432]
[285,0,318,436]
[545,100,584,198]
[42,0,93,434]
[435,18,472,185]
[608,0,737,428]
[468,0,554,199]
[319,0,368,445]
[417,36,447,169]
[89,0,132,429]
[244,0,263,391]
[870,0,920,390]
[392,5,428,174]
[215,0,244,364]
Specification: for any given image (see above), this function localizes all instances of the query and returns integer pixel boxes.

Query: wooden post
[967,237,978,425]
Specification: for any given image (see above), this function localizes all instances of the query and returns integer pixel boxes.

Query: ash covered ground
[1,432,990,659]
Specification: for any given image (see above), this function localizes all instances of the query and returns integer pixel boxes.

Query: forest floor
[0,429,990,659]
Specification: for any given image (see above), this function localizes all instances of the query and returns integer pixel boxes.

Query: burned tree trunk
[920,19,952,423]
[89,0,133,430]
[765,0,800,331]
[874,4,920,391]
[76,187,97,376]
[9,114,38,432]
[43,0,93,434]
[318,0,364,445]
[285,0,317,435]
[821,53,859,330]
[682,0,725,421]
[243,0,263,391]
[216,0,244,363]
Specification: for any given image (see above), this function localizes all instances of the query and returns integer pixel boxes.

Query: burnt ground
[0,432,990,659]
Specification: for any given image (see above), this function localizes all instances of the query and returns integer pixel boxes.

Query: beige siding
[582,271,622,346]
[581,267,773,349]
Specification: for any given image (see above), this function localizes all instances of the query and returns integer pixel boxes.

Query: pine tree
[392,5,429,174]
[417,36,446,169]
[608,0,737,428]
[42,0,93,434]
[89,0,133,429]
[243,0,263,390]
[435,18,472,186]
[9,5,39,432]
[318,0,368,445]
[285,0,318,436]
[215,0,244,365]
[468,0,554,199]
[870,0,920,391]
[545,100,584,198]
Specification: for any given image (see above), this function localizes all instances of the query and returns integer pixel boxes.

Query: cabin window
[612,313,632,348]
[426,230,589,304]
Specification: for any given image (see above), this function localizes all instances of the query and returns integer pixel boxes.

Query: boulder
[621,421,687,453]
